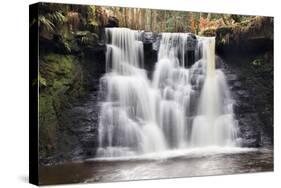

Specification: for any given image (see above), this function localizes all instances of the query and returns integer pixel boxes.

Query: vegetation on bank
[38,54,85,156]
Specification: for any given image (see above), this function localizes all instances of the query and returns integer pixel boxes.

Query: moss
[39,53,86,158]
[215,17,273,52]
[40,53,78,91]
[216,26,233,35]
[39,93,58,156]
[200,28,216,37]
[74,31,99,47]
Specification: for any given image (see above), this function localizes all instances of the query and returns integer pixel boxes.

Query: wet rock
[186,34,197,51]
[106,16,119,27]
[220,58,272,148]
[227,74,238,82]
[80,133,98,147]
[215,17,273,55]
[143,33,158,77]
[233,81,242,89]
[233,102,254,114]
[39,89,100,166]
[142,32,158,44]
[236,90,250,98]
[238,114,262,147]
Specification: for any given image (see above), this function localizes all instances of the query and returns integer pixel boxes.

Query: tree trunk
[135,8,139,29]
[131,8,135,29]
[124,8,128,27]
[141,9,146,30]
[153,10,157,32]
[163,10,167,32]
[150,10,153,31]
[173,12,177,32]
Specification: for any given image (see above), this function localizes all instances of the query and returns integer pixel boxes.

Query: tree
[124,8,129,27]
[152,10,157,32]
[141,9,146,30]
[150,10,153,31]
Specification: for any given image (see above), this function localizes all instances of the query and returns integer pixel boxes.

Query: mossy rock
[85,21,99,33]
[201,28,216,37]
[215,17,273,54]
[39,93,58,156]
[39,53,86,158]
[40,54,77,91]
[74,31,99,47]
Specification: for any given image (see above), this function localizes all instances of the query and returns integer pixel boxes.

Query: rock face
[142,32,159,78]
[57,91,100,162]
[38,53,86,164]
[217,52,273,148]
[39,53,105,165]
[202,17,273,55]
[38,31,106,165]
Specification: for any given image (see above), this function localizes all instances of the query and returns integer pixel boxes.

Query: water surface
[39,147,273,185]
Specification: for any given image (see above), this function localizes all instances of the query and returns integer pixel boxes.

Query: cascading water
[190,37,238,147]
[97,28,239,158]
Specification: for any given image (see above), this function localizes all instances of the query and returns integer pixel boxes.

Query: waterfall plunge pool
[39,147,273,185]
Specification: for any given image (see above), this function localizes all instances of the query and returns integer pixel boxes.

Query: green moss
[251,59,265,66]
[39,93,58,156]
[200,28,216,37]
[39,53,86,158]
[74,31,99,47]
[40,53,78,90]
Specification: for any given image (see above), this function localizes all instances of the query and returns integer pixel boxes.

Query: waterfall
[190,37,238,147]
[97,28,239,158]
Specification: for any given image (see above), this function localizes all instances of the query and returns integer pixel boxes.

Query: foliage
[251,59,264,66]
[36,3,257,36]
[38,15,55,32]
[38,7,67,34]
[39,74,47,87]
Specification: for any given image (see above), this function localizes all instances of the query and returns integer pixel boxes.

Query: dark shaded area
[218,52,273,147]
[29,3,39,185]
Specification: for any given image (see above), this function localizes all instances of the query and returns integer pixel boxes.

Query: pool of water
[39,147,273,185]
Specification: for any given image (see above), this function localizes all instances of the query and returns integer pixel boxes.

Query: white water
[97,28,239,158]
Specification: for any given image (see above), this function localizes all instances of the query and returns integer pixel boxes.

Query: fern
[47,12,67,25]
[38,74,47,87]
[38,11,66,33]
[38,15,55,32]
